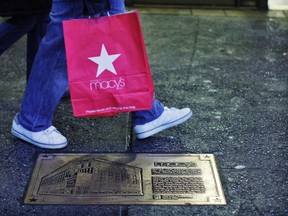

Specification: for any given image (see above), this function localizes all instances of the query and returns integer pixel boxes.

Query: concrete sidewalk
[0,8,287,216]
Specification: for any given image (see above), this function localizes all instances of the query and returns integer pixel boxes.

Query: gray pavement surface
[0,10,287,216]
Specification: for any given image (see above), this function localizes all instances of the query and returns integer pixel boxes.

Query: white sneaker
[11,115,68,149]
[134,107,192,139]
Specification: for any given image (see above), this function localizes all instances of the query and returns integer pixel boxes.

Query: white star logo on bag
[88,44,121,78]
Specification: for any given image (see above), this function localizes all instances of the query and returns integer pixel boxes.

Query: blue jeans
[0,14,49,80]
[18,0,164,132]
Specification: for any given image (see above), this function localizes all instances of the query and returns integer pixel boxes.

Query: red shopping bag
[63,11,154,117]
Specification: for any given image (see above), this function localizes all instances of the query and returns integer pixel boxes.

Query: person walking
[11,0,192,149]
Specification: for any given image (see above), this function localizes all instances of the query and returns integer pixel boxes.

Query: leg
[106,0,193,139]
[18,0,84,132]
[0,15,37,55]
[12,0,85,149]
[26,14,50,80]
[132,99,164,125]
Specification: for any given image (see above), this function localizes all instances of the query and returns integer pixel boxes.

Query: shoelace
[44,126,57,135]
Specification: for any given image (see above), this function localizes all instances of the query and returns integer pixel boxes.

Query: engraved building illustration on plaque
[37,156,143,196]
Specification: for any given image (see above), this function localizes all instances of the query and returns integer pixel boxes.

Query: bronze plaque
[24,153,226,205]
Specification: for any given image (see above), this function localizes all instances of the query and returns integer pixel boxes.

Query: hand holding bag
[63,11,154,117]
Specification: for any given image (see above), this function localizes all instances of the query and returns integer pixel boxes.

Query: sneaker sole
[11,128,68,149]
[135,110,192,139]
